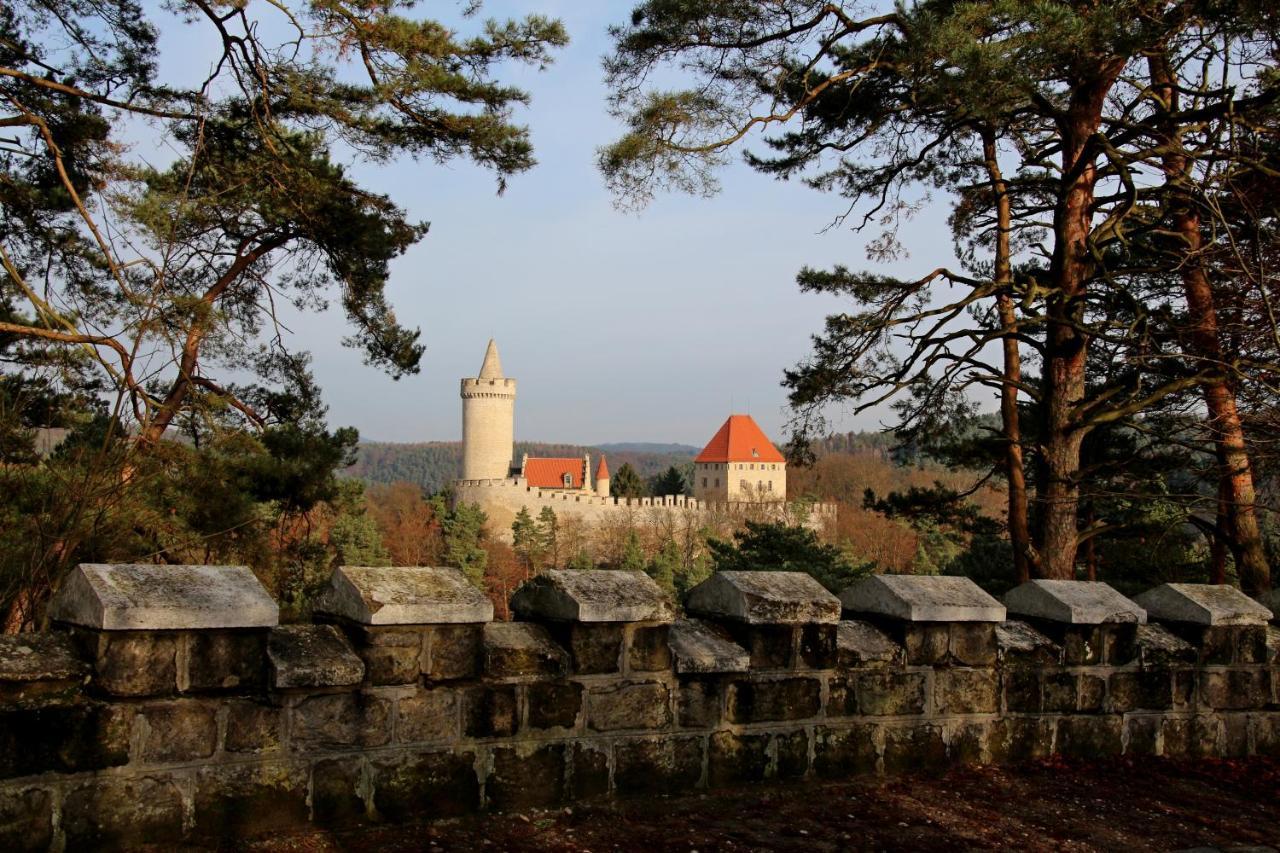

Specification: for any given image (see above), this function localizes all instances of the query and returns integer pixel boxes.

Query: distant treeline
[346,430,917,496]
[347,441,701,495]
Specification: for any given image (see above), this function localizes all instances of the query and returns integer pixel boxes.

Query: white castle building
[452,340,835,542]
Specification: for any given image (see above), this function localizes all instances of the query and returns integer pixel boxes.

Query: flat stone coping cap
[49,563,278,630]
[1004,580,1146,625]
[0,633,89,683]
[268,625,364,689]
[669,619,750,674]
[840,575,1005,622]
[1133,583,1272,626]
[509,570,674,623]
[315,566,493,625]
[684,571,841,625]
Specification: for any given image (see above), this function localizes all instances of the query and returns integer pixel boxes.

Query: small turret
[595,454,610,497]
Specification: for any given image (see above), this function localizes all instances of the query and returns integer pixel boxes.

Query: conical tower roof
[595,454,610,481]
[478,338,504,379]
[695,414,785,463]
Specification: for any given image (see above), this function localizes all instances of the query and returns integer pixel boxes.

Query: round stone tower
[460,339,516,481]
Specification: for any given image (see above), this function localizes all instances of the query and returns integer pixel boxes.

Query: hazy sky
[156,1,959,446]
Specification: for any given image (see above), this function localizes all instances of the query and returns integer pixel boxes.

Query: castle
[452,340,835,541]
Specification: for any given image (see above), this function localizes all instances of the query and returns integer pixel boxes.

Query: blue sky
[151,1,959,446]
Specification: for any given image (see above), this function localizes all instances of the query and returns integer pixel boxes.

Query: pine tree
[646,539,679,593]
[612,463,647,498]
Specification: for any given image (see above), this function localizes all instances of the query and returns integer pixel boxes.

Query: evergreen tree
[708,521,868,593]
[433,498,489,589]
[511,507,540,573]
[646,539,680,593]
[537,506,560,569]
[651,465,687,497]
[612,463,647,498]
[619,531,647,573]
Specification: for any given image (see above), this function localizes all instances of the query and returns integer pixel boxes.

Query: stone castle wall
[460,377,516,481]
[452,476,837,543]
[2,565,1279,850]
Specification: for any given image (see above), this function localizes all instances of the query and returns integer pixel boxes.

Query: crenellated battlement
[2,565,1278,850]
[452,475,836,541]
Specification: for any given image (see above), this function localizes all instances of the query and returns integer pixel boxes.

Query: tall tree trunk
[1211,479,1229,585]
[1148,53,1270,594]
[1035,72,1119,579]
[982,130,1032,584]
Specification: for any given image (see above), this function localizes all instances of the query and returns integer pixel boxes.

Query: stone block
[933,670,998,715]
[613,736,703,796]
[559,622,623,674]
[1235,626,1269,664]
[510,569,674,622]
[311,756,368,827]
[50,563,278,630]
[1108,670,1174,712]
[0,632,88,706]
[726,676,821,723]
[904,622,997,666]
[268,625,364,689]
[315,565,493,625]
[1200,669,1271,711]
[708,730,770,786]
[1125,715,1160,755]
[0,786,52,853]
[193,761,310,841]
[225,699,282,754]
[686,571,840,625]
[482,623,568,679]
[995,621,1061,667]
[291,692,392,750]
[774,729,810,778]
[799,623,837,668]
[1224,713,1250,757]
[1134,583,1271,626]
[588,681,671,731]
[63,775,185,850]
[88,631,177,697]
[813,724,878,778]
[1061,625,1107,665]
[669,619,749,674]
[371,750,479,822]
[185,631,266,692]
[396,688,458,743]
[570,743,610,799]
[463,684,518,738]
[993,717,1055,763]
[1079,673,1106,712]
[729,623,797,669]
[425,625,482,681]
[628,624,672,672]
[677,679,721,729]
[1056,715,1123,758]
[1041,672,1079,714]
[882,724,947,773]
[827,675,857,717]
[834,620,902,669]
[1126,623,1196,666]
[840,575,1005,622]
[527,681,582,730]
[1002,670,1041,713]
[949,622,998,665]
[1004,580,1145,625]
[489,744,567,811]
[360,643,421,686]
[855,671,926,716]
[141,699,218,763]
[0,703,132,779]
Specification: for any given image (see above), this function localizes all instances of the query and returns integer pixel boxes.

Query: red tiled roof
[524,457,585,489]
[695,415,785,464]
[595,454,609,481]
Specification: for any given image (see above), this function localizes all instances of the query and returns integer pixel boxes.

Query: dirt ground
[247,757,1280,852]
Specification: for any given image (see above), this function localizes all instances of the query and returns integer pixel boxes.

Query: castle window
[752,448,759,458]
[766,481,773,491]
[702,477,707,488]
[562,473,572,488]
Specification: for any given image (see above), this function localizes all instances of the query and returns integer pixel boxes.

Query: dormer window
[752,448,760,458]
[562,473,573,488]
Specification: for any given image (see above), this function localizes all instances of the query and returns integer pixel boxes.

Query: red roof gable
[595,454,609,481]
[524,457,585,489]
[695,415,785,464]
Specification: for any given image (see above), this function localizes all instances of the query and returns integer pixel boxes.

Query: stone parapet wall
[452,477,836,544]
[1,568,1277,850]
